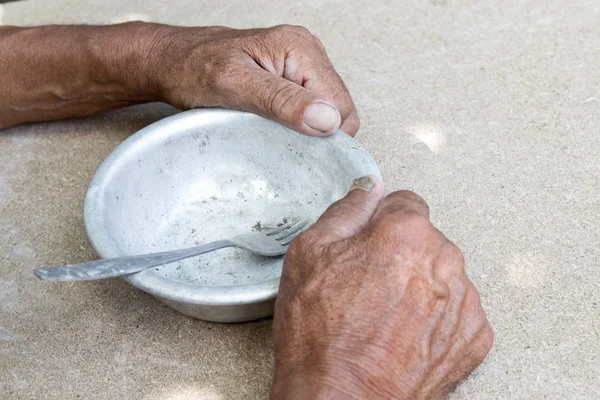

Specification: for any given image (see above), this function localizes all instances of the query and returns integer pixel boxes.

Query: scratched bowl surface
[84,109,380,322]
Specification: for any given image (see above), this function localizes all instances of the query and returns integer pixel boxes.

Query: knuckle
[375,190,432,236]
[205,25,232,33]
[391,190,430,213]
[272,24,294,31]
[482,322,495,351]
[391,210,431,234]
[464,281,484,310]
[372,210,433,251]
[472,321,494,364]
[311,34,326,49]
[351,114,360,131]
[442,242,466,269]
[471,288,483,308]
[463,285,494,357]
[290,25,313,37]
[271,24,312,37]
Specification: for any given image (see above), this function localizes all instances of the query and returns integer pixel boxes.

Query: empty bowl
[84,109,380,322]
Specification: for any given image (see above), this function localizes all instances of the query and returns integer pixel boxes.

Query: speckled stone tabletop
[1,1,599,399]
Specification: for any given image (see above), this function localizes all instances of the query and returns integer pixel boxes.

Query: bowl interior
[88,110,375,290]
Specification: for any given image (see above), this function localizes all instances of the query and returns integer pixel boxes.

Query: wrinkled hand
[271,176,494,399]
[148,25,359,136]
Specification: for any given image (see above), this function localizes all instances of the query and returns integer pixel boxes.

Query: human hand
[0,23,356,133]
[271,176,494,399]
[147,24,359,136]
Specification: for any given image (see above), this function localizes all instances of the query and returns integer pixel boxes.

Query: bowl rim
[84,108,381,306]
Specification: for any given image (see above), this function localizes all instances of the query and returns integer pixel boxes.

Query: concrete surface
[1,0,599,399]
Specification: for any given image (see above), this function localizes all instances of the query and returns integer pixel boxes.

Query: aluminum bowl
[84,109,380,322]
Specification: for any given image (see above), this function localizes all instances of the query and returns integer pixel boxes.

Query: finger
[308,175,385,241]
[304,73,359,136]
[301,36,360,136]
[231,67,342,137]
[427,284,494,395]
[340,110,360,137]
[371,190,431,225]
[243,26,358,136]
[300,66,358,136]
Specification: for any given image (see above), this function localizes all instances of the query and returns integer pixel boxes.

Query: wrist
[270,361,346,400]
[81,22,168,102]
[134,24,212,108]
[270,355,398,400]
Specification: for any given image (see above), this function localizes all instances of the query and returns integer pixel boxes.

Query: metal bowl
[84,109,380,322]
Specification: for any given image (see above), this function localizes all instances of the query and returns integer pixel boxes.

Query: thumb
[309,175,385,242]
[239,69,342,136]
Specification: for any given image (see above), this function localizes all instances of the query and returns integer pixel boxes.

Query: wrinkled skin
[153,24,360,136]
[271,177,494,399]
[0,22,492,399]
[0,23,358,136]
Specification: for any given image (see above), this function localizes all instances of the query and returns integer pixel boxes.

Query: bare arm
[0,23,160,129]
[0,22,360,136]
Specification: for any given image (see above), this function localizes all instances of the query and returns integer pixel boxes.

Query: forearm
[0,22,165,129]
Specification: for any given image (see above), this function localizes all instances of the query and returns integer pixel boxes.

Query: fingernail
[304,102,340,133]
[350,176,375,192]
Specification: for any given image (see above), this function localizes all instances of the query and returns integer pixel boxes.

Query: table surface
[1,0,599,399]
